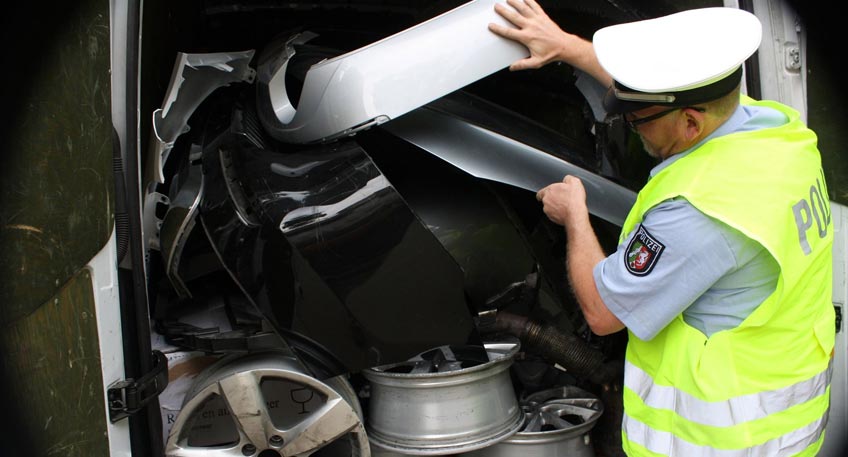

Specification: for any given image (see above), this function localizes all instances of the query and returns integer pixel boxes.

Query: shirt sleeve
[593,199,738,340]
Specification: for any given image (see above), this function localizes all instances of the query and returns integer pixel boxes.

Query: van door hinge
[785,46,801,71]
[107,350,169,423]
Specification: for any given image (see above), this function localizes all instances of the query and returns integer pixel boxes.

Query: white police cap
[593,7,762,113]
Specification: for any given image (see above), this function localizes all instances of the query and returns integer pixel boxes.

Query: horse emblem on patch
[625,225,665,276]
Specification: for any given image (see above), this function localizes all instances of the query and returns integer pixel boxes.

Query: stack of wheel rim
[363,337,524,455]
[461,385,604,457]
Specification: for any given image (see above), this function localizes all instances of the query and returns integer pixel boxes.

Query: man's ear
[682,107,706,141]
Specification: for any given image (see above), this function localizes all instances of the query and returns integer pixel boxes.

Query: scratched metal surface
[0,0,113,454]
[1,268,108,456]
[0,0,114,325]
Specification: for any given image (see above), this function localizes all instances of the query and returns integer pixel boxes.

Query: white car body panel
[824,202,848,457]
[260,0,529,144]
[90,231,132,457]
[751,0,807,122]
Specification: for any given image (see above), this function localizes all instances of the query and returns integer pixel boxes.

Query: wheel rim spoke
[281,396,361,456]
[218,371,279,447]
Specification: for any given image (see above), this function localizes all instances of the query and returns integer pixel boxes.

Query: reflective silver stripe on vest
[624,360,832,427]
[623,410,828,456]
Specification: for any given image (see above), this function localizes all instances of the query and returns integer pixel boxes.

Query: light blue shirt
[594,104,787,340]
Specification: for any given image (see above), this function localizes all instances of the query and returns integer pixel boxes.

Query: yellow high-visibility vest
[619,97,835,456]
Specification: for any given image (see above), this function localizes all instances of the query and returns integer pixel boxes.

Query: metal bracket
[107,351,169,423]
[173,329,285,354]
[483,271,540,311]
[157,320,285,354]
[785,45,801,71]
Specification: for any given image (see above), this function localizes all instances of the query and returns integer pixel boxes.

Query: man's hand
[536,175,589,227]
[488,0,569,71]
[488,0,614,86]
[538,175,623,336]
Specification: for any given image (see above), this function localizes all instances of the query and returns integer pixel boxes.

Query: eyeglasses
[623,106,706,131]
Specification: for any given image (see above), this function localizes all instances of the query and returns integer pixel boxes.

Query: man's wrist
[565,206,591,229]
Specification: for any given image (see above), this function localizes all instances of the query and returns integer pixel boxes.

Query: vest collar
[649,104,751,178]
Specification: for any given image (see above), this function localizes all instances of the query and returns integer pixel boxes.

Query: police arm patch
[624,225,665,276]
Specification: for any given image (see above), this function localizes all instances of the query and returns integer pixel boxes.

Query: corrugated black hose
[491,311,621,385]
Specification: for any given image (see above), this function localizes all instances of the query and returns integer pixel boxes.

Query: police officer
[490,1,835,455]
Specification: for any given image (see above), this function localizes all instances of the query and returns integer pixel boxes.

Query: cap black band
[603,66,744,114]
